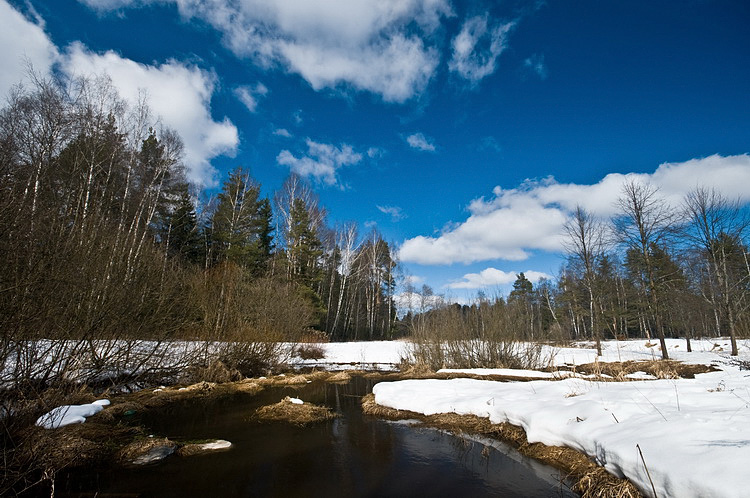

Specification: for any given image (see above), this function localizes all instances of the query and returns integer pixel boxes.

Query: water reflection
[56,378,576,497]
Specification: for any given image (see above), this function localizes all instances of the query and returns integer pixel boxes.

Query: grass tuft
[256,397,336,425]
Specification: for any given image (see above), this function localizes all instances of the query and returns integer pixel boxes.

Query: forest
[2,72,750,389]
[404,184,750,367]
[0,74,397,390]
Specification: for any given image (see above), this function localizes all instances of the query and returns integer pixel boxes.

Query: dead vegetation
[118,437,177,465]
[256,396,336,425]
[362,394,642,498]
[558,360,717,380]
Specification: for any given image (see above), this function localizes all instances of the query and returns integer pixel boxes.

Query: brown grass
[561,360,717,380]
[175,440,232,457]
[326,371,352,383]
[256,396,336,425]
[117,437,177,465]
[362,394,641,498]
[21,420,142,471]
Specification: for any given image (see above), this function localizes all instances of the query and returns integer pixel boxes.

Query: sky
[3,0,750,303]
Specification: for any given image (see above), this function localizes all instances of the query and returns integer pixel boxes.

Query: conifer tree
[166,188,203,265]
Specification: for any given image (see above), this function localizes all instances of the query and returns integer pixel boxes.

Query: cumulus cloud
[406,132,436,151]
[0,0,59,97]
[399,154,750,265]
[447,268,551,290]
[62,43,239,186]
[82,0,454,103]
[277,139,363,186]
[377,205,406,222]
[449,16,514,83]
[234,82,268,113]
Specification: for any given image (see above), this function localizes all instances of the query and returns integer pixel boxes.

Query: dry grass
[117,437,177,465]
[21,420,142,471]
[361,394,642,498]
[256,396,336,425]
[175,439,232,457]
[231,379,263,395]
[562,360,716,380]
[326,371,352,383]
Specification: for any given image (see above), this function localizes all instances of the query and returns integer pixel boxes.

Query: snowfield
[370,338,750,498]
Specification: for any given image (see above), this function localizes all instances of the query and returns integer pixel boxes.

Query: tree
[509,272,533,302]
[563,206,609,355]
[287,197,324,287]
[210,167,266,270]
[614,180,677,359]
[165,187,203,265]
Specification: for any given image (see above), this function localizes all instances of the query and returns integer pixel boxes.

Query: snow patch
[36,399,110,429]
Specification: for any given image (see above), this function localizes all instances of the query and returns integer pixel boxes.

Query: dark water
[57,377,576,497]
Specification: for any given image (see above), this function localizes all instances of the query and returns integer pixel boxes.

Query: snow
[293,340,406,370]
[198,439,232,451]
[36,399,110,429]
[373,339,750,498]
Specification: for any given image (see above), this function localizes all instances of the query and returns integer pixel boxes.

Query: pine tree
[210,167,263,268]
[166,188,203,265]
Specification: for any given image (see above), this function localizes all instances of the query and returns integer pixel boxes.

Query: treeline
[0,73,396,387]
[403,182,750,361]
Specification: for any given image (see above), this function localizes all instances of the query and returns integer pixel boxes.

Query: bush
[296,344,326,361]
[405,300,545,370]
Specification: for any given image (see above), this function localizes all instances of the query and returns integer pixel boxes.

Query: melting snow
[36,399,110,429]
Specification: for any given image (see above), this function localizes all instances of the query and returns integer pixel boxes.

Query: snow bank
[36,399,110,429]
[374,367,750,498]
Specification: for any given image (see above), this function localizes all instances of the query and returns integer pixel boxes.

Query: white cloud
[399,154,750,265]
[377,205,406,222]
[406,132,436,151]
[0,0,59,98]
[78,0,140,9]
[449,16,514,83]
[523,53,547,80]
[234,82,268,113]
[273,128,292,138]
[62,43,239,186]
[447,268,551,290]
[83,0,453,103]
[277,138,362,186]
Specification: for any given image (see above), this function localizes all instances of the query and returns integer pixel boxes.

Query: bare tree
[614,180,677,359]
[563,205,609,355]
[683,187,750,355]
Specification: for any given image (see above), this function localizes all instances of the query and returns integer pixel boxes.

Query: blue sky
[3,0,750,302]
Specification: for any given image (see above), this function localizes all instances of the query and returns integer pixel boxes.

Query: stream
[55,377,576,497]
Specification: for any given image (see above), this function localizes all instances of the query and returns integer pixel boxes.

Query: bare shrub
[296,343,326,360]
[191,268,315,376]
[405,300,545,370]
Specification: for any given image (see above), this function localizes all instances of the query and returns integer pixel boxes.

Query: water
[56,377,576,497]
